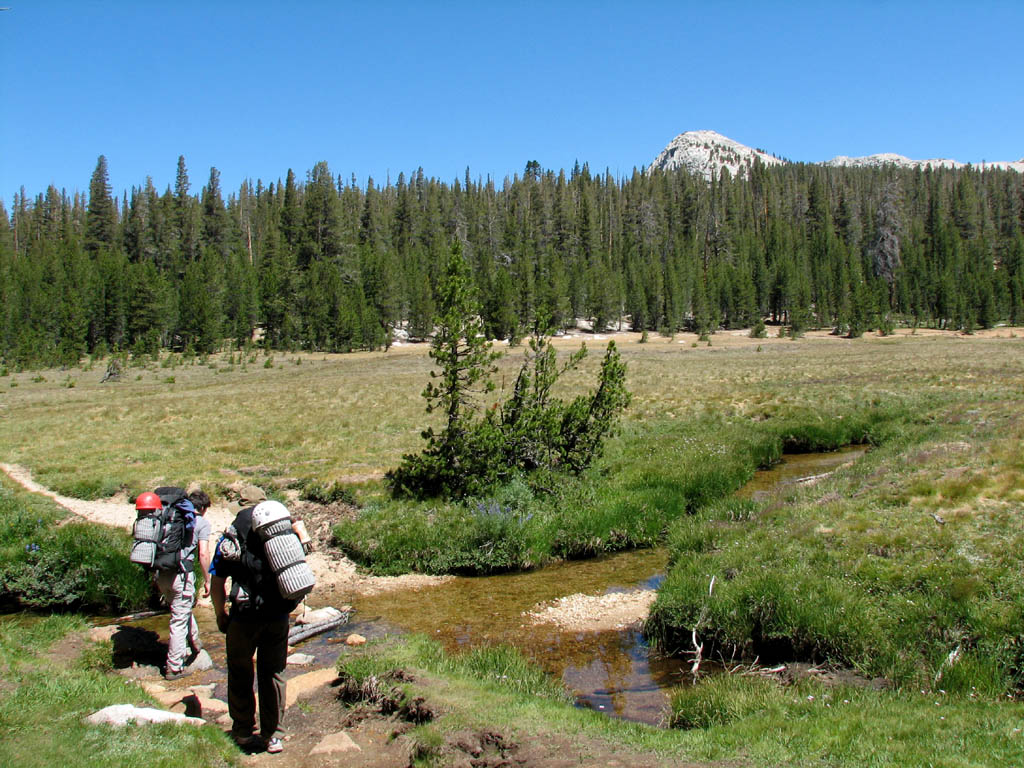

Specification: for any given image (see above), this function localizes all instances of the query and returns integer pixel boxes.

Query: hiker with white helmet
[209,492,314,754]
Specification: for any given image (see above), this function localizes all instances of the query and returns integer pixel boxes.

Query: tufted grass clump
[648,420,1024,693]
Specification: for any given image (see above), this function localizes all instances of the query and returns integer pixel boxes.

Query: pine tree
[174,156,198,264]
[870,181,902,304]
[126,260,166,353]
[85,156,118,254]
[201,167,232,258]
[387,240,503,498]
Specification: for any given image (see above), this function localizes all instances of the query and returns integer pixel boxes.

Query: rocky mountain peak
[648,130,784,181]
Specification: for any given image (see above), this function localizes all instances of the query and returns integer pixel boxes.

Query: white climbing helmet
[252,499,290,530]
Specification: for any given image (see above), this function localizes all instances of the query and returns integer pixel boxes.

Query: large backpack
[130,486,196,572]
[219,507,302,616]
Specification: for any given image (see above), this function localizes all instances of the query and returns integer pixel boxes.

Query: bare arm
[211,575,230,633]
[198,539,212,597]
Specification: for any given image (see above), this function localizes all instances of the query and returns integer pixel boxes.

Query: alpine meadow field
[2,326,1024,766]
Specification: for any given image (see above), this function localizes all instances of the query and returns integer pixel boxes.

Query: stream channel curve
[111,447,866,727]
[344,446,869,726]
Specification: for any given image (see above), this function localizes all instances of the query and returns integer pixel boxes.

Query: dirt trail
[0,462,447,597]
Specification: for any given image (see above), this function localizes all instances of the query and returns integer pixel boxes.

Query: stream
[117,446,866,726]
[337,445,868,725]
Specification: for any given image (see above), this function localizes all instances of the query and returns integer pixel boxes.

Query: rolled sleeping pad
[251,501,315,600]
[130,515,161,565]
[264,533,316,600]
[133,516,161,543]
[130,540,156,566]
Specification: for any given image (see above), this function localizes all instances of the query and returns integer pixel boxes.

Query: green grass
[4,331,1024,764]
[0,479,151,612]
[335,634,1024,768]
[665,674,1024,766]
[646,414,1024,692]
[0,616,237,768]
[335,400,913,575]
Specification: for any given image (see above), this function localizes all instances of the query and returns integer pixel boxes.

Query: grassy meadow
[335,634,1024,768]
[2,328,1018,500]
[3,327,1024,765]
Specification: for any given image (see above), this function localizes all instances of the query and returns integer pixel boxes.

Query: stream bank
[336,446,869,725]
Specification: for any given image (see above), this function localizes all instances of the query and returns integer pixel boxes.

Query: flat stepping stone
[285,668,337,708]
[310,731,361,755]
[86,704,204,727]
[196,696,229,715]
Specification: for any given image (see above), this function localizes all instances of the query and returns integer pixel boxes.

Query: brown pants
[225,613,289,741]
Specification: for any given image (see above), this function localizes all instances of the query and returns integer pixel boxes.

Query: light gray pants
[155,569,201,672]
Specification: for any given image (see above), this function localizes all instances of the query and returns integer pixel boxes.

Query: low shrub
[0,485,150,613]
[335,489,550,576]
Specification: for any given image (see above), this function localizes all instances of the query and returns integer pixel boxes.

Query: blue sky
[1,1,1021,202]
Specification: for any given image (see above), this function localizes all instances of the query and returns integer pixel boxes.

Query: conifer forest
[2,154,1023,368]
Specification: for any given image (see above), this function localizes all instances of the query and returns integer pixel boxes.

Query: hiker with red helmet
[134,488,212,680]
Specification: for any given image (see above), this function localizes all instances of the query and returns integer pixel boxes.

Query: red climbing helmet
[135,491,162,511]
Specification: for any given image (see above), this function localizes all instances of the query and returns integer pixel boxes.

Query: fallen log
[93,609,168,627]
[288,614,350,645]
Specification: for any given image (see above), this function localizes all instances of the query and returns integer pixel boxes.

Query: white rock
[185,649,213,673]
[295,606,343,625]
[287,653,315,666]
[649,129,1023,182]
[310,731,362,755]
[85,704,204,727]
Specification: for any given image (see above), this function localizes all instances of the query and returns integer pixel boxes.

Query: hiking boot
[265,737,283,754]
[233,733,260,751]
[163,667,189,681]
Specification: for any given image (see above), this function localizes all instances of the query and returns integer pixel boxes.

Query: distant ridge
[650,130,1024,180]
[824,153,1024,173]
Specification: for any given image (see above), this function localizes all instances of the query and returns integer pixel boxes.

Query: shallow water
[737,445,868,501]
[347,547,674,723]
[116,446,867,726]
[338,445,869,725]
